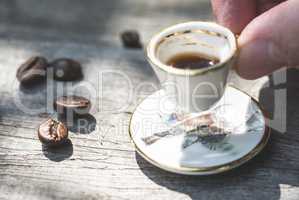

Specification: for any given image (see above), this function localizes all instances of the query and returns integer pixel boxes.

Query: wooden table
[0,1,298,200]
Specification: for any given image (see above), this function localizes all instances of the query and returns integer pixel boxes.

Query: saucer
[129,86,270,175]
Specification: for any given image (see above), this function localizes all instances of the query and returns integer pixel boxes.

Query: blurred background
[0,0,212,45]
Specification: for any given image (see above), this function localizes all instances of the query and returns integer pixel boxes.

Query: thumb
[236,0,299,79]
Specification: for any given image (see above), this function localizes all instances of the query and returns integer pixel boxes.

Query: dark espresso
[166,53,219,69]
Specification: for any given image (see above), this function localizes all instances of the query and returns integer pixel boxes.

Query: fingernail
[236,39,283,79]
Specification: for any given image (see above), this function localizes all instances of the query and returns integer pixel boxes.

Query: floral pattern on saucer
[130,86,269,175]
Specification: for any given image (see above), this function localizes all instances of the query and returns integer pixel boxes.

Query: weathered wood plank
[0,1,298,200]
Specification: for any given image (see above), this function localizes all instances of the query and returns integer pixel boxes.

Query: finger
[256,0,286,13]
[211,0,257,34]
[236,0,299,79]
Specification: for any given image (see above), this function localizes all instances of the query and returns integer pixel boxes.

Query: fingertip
[235,0,299,79]
[236,39,284,80]
[211,0,256,34]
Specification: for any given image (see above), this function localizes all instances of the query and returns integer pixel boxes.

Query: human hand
[211,0,299,79]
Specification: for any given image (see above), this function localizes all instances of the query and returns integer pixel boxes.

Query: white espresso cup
[147,22,237,113]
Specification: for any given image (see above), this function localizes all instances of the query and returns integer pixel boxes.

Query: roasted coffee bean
[38,118,68,147]
[49,58,83,81]
[120,30,142,49]
[54,95,91,116]
[16,56,48,86]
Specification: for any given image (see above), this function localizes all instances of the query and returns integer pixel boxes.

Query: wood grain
[0,1,298,200]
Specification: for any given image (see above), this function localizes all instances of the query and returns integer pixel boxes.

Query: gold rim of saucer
[128,86,271,175]
[146,21,238,77]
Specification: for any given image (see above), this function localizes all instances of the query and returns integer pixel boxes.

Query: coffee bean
[38,118,68,147]
[49,58,83,81]
[54,95,91,116]
[16,56,48,86]
[120,30,142,49]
